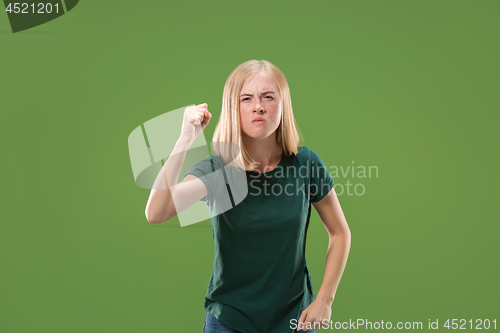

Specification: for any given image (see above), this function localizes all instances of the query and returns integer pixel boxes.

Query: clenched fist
[180,103,212,142]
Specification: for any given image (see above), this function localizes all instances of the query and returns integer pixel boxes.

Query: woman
[145,60,351,333]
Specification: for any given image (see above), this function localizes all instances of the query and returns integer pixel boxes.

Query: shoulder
[296,146,321,161]
[187,154,227,173]
[193,155,213,167]
[294,146,330,170]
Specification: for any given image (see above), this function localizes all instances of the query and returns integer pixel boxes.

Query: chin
[242,126,278,140]
[248,131,274,139]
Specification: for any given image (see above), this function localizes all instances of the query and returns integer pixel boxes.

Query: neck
[242,131,283,170]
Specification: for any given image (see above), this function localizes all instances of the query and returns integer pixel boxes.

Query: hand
[296,299,331,331]
[180,103,212,142]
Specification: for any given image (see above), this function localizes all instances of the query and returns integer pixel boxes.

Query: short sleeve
[183,155,214,203]
[308,148,335,203]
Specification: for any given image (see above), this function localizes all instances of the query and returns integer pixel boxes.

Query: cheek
[239,111,249,129]
[239,111,246,123]
[272,108,282,124]
[240,106,253,121]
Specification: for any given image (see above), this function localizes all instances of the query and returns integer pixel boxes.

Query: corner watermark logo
[3,1,79,33]
[128,105,248,227]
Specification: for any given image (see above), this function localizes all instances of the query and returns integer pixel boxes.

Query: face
[239,71,282,139]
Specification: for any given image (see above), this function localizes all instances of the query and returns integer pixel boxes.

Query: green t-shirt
[184,146,334,333]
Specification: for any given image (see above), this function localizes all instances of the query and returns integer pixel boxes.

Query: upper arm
[312,188,350,237]
[167,174,208,217]
[179,173,207,191]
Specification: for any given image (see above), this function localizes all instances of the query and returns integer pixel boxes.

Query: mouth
[252,118,266,124]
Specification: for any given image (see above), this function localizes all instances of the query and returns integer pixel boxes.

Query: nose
[253,99,265,113]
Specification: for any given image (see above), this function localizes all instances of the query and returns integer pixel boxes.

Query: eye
[241,97,250,101]
[265,96,274,100]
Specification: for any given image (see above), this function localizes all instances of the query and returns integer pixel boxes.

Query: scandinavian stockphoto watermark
[248,160,333,198]
[247,160,379,198]
[290,318,424,331]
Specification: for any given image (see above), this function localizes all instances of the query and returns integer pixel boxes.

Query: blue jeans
[203,311,317,333]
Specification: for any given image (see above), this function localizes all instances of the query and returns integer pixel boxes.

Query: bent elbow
[145,210,163,224]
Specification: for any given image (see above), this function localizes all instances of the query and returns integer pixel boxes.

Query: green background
[1,1,498,332]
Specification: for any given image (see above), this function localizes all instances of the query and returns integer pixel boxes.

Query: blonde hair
[212,59,302,171]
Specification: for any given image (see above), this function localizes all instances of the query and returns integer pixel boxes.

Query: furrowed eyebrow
[240,91,276,97]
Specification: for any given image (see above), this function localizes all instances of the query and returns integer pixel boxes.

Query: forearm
[315,230,351,306]
[145,136,193,223]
